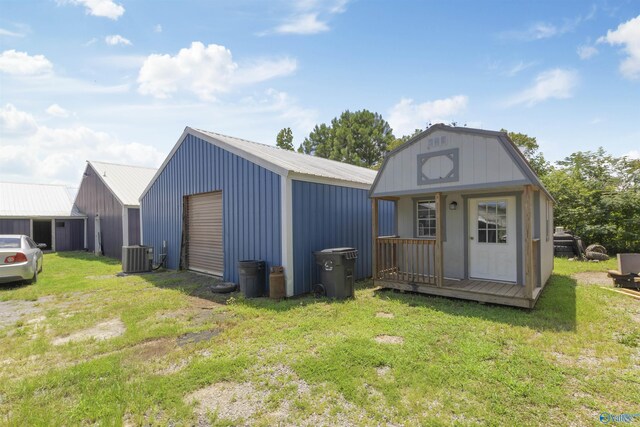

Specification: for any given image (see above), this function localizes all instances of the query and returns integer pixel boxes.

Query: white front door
[469,196,517,282]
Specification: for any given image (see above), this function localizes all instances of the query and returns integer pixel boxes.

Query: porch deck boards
[375,274,542,308]
[442,278,525,298]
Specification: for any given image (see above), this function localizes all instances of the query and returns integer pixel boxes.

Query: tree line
[276,110,640,253]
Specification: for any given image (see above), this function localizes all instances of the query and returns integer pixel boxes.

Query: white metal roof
[0,182,84,218]
[141,127,383,201]
[194,129,378,185]
[88,161,158,207]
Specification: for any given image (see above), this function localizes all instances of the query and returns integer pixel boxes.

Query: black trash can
[238,260,265,298]
[314,248,358,299]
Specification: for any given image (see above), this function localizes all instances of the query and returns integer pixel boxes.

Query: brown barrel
[269,266,286,299]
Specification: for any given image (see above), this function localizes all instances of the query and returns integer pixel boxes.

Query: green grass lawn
[0,253,638,426]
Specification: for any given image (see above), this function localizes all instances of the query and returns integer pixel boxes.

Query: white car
[0,235,45,284]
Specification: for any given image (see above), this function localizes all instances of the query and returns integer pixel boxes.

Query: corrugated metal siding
[75,164,123,259]
[55,219,84,251]
[0,219,30,235]
[141,134,281,285]
[127,208,141,246]
[291,180,395,295]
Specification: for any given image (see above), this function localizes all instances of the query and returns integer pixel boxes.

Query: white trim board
[281,176,295,297]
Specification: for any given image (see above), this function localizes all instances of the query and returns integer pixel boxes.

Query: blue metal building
[140,127,394,296]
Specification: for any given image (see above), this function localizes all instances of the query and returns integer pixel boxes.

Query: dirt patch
[177,329,221,347]
[550,349,617,368]
[0,296,52,328]
[375,312,394,318]
[133,338,175,360]
[52,318,126,345]
[375,335,404,344]
[186,382,267,423]
[376,366,391,377]
[572,272,612,287]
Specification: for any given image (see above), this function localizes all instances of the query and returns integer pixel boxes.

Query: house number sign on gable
[417,148,459,185]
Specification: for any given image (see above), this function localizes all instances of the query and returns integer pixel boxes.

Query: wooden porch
[371,188,543,309]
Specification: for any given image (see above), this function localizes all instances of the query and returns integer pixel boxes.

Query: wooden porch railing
[375,237,438,285]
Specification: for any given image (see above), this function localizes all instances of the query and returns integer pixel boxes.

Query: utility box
[122,245,153,273]
[314,248,358,299]
[238,260,265,298]
[269,266,286,299]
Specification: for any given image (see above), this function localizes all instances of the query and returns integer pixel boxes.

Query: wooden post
[435,192,444,287]
[372,198,379,281]
[523,185,534,299]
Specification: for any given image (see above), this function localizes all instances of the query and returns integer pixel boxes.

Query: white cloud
[0,105,163,185]
[137,42,297,100]
[388,95,469,136]
[506,69,579,107]
[0,28,24,37]
[266,0,348,35]
[275,13,329,34]
[46,104,70,118]
[505,60,537,77]
[154,24,162,33]
[577,44,598,59]
[0,50,53,75]
[60,0,125,20]
[83,37,97,46]
[0,104,38,133]
[598,15,640,80]
[105,34,132,46]
[626,150,639,159]
[501,7,596,42]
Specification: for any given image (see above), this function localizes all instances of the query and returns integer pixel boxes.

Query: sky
[1,0,639,187]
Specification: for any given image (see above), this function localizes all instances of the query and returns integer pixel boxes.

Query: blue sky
[1,0,638,186]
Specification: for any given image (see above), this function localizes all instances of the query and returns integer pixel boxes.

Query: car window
[0,237,21,249]
[26,237,37,249]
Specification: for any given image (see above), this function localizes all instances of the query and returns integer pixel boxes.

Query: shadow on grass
[55,250,121,266]
[373,273,577,332]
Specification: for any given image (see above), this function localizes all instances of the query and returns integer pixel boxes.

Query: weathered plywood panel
[55,219,84,251]
[127,208,141,246]
[373,130,527,196]
[75,164,123,259]
[0,219,30,235]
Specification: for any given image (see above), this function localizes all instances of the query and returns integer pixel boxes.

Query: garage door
[186,191,223,276]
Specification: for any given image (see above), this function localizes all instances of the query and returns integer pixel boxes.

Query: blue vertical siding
[0,219,30,235]
[141,134,282,285]
[291,180,395,295]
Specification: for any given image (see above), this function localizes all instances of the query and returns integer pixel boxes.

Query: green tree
[542,148,640,253]
[299,110,395,168]
[502,129,550,177]
[388,128,424,152]
[298,123,332,157]
[276,127,294,151]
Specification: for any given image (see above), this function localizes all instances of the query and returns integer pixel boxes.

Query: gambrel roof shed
[370,124,553,201]
[370,124,554,309]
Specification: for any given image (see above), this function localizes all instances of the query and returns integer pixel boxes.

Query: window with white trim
[417,200,437,238]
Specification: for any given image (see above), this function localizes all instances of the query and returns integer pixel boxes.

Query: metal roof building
[0,182,86,251]
[75,161,157,259]
[140,127,395,296]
